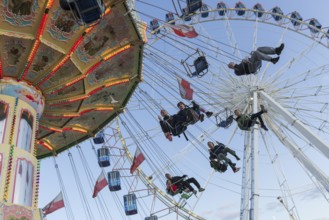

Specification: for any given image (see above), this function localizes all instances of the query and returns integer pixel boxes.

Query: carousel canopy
[0,0,146,159]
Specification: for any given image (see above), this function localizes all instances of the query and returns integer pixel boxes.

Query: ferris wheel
[39,1,329,220]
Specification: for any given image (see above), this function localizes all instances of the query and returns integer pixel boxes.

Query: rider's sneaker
[275,43,285,55]
[233,167,241,173]
[206,111,213,118]
[198,187,205,192]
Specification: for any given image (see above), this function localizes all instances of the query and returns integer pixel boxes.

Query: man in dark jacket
[228,43,284,76]
[208,141,240,173]
[165,173,205,195]
[234,105,268,131]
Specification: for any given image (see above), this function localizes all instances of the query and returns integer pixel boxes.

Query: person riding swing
[228,43,284,76]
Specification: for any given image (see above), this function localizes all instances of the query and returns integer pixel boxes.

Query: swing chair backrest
[167,184,180,196]
[210,160,228,173]
[193,56,208,77]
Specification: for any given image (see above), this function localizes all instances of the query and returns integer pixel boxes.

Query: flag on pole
[42,192,65,215]
[166,24,198,38]
[177,77,193,100]
[130,147,145,174]
[92,172,108,198]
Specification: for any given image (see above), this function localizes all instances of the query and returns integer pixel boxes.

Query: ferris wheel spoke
[266,117,329,201]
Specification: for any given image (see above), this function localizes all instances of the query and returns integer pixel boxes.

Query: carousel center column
[0,78,45,220]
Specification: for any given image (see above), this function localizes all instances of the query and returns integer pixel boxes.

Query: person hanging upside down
[228,43,284,76]
[234,105,268,131]
[208,141,240,173]
[165,173,205,195]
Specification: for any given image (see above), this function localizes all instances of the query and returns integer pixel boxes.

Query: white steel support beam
[250,91,259,220]
[259,91,329,160]
[240,133,251,220]
[266,117,329,194]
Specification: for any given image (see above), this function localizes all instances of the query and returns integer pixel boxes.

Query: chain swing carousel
[0,0,145,219]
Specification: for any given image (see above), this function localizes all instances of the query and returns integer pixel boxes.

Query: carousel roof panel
[0,0,146,159]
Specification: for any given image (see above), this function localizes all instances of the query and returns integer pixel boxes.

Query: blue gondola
[97,147,110,167]
[60,0,105,26]
[150,19,160,34]
[290,11,303,26]
[217,2,227,16]
[124,194,138,216]
[182,8,192,21]
[145,216,158,220]
[272,6,283,21]
[309,18,322,34]
[187,0,202,14]
[235,2,246,16]
[108,171,121,191]
[165,12,175,24]
[253,3,264,18]
[93,130,105,144]
[200,4,209,18]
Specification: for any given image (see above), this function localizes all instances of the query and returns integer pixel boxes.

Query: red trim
[12,158,34,206]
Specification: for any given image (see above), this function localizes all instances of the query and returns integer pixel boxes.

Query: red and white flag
[167,24,198,38]
[92,172,108,198]
[42,192,65,215]
[130,147,145,174]
[177,77,193,100]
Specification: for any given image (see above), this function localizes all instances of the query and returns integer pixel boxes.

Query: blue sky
[39,1,329,220]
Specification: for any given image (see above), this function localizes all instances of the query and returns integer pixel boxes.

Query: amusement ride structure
[1,0,329,220]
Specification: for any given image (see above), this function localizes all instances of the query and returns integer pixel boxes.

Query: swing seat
[191,56,208,77]
[60,0,105,26]
[187,0,202,14]
[217,115,234,128]
[210,160,228,173]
